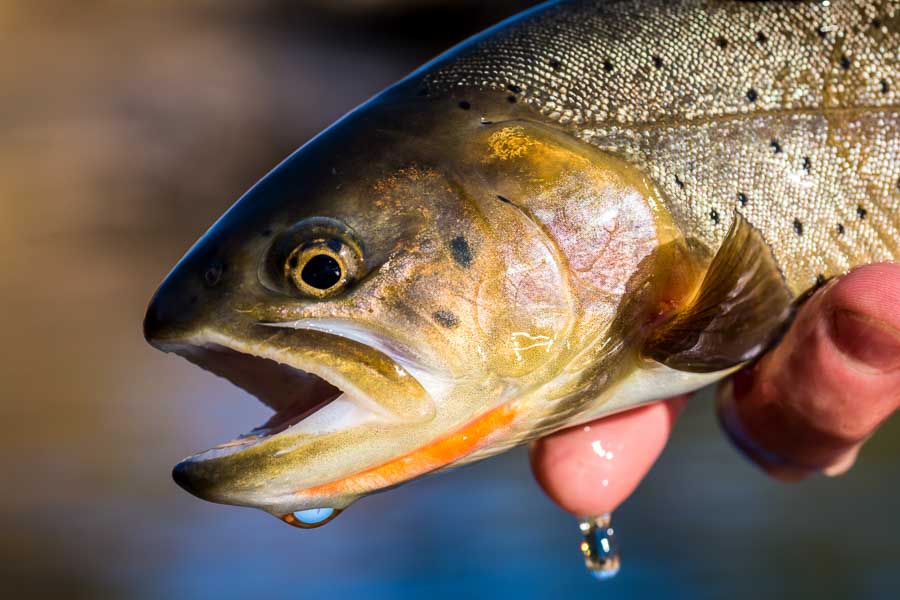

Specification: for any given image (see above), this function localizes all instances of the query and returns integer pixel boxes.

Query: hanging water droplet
[578,513,620,580]
[281,507,341,529]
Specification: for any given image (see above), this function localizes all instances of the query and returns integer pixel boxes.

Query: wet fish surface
[144,0,899,523]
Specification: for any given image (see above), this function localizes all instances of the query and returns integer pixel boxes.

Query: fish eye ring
[284,238,359,298]
[259,216,365,299]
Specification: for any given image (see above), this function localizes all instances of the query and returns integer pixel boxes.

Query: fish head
[143,86,682,520]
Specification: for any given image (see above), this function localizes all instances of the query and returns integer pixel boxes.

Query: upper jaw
[160,322,439,434]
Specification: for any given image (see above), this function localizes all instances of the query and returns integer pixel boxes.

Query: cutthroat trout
[144,0,900,526]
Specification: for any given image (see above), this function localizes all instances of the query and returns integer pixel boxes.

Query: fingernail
[822,444,861,477]
[831,309,900,372]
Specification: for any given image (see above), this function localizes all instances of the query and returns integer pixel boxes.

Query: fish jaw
[149,321,453,514]
[146,311,525,516]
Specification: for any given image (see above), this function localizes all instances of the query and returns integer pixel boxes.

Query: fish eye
[285,239,356,297]
[260,217,364,299]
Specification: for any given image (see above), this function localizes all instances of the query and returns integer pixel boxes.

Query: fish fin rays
[644,213,794,373]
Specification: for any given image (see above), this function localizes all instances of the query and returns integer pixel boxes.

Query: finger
[529,395,688,516]
[718,262,900,480]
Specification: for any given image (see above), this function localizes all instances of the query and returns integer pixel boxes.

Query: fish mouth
[170,342,348,447]
[154,325,440,509]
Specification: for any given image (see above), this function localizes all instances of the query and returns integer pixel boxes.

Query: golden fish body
[144,0,899,523]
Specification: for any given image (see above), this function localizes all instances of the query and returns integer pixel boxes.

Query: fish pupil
[301,254,342,289]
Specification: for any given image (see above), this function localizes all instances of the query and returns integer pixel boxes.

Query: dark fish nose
[142,298,168,345]
[171,460,197,495]
[172,457,235,504]
[144,258,223,346]
[172,459,210,498]
[143,285,198,346]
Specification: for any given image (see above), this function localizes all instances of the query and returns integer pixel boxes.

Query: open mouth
[158,326,439,461]
[163,342,377,460]
[183,343,344,441]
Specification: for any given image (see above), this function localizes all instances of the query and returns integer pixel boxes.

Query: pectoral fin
[644,213,794,372]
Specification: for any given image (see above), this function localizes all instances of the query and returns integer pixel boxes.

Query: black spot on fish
[815,273,827,288]
[433,310,459,329]
[674,175,685,189]
[417,87,429,97]
[548,58,562,71]
[840,55,851,70]
[747,88,758,102]
[450,236,473,267]
[496,194,513,204]
[507,95,517,103]
[857,205,867,219]
[793,219,803,236]
[802,157,812,173]
[204,261,224,287]
[837,223,845,235]
[506,84,521,93]
[756,31,768,44]
[652,55,664,69]
[817,26,829,39]
[881,79,891,94]
[710,209,720,225]
[458,100,471,110]
[716,36,728,49]
[326,239,342,253]
[602,59,614,72]
[872,18,882,29]
[288,255,299,269]
[738,192,749,206]
[770,139,782,153]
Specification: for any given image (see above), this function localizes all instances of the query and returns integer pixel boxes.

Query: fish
[144,0,900,525]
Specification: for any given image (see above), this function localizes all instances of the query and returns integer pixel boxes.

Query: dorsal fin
[644,213,794,373]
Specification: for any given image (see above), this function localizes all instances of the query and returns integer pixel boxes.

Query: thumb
[718,262,900,480]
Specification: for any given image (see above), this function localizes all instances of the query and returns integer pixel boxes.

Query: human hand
[530,262,900,517]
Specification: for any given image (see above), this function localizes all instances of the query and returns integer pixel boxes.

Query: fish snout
[171,457,230,505]
[144,252,230,347]
[171,459,201,496]
[170,454,253,508]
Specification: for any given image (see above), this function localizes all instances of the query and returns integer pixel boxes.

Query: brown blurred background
[2,2,899,599]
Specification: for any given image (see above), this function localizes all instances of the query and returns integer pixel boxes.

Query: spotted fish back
[426,0,900,293]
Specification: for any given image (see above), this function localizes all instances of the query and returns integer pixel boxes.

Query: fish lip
[256,317,450,396]
[163,325,436,465]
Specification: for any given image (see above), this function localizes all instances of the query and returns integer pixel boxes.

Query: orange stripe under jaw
[299,404,516,499]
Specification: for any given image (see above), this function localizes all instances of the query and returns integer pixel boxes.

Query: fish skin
[145,0,900,519]
[428,0,900,294]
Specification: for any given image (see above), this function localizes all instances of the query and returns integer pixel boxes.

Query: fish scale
[426,0,900,293]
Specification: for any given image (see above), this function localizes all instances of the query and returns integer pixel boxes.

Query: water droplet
[579,513,620,580]
[281,507,341,529]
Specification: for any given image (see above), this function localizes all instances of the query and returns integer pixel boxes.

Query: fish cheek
[473,230,574,378]
[463,121,677,352]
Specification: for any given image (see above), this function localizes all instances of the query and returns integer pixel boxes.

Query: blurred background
[2,1,899,598]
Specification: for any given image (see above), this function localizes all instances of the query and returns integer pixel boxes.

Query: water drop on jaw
[578,513,620,580]
[280,507,342,528]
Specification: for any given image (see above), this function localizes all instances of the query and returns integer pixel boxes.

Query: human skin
[530,263,900,517]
